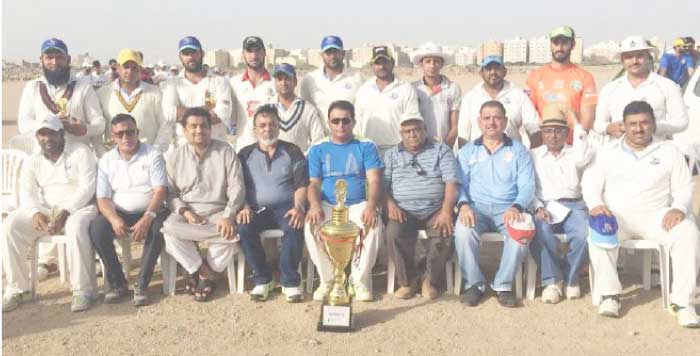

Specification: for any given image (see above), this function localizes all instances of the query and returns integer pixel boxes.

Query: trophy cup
[55,98,68,117]
[204,90,216,110]
[48,206,65,234]
[317,179,359,332]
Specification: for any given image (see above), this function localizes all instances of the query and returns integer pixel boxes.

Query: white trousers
[162,212,239,274]
[588,208,700,307]
[304,201,381,287]
[2,207,98,296]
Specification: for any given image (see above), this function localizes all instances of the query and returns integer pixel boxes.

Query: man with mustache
[16,38,105,280]
[236,105,308,303]
[595,36,688,142]
[583,100,700,328]
[300,35,363,126]
[230,36,277,150]
[526,26,597,144]
[162,36,234,145]
[459,56,541,148]
[354,46,421,156]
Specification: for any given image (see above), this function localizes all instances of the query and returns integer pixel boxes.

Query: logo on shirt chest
[345,82,353,90]
[503,151,513,162]
[571,80,582,91]
[650,157,661,166]
[390,92,399,100]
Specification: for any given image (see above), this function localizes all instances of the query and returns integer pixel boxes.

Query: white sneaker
[565,284,581,299]
[282,286,303,303]
[672,304,700,328]
[598,296,620,318]
[313,282,332,302]
[250,281,274,302]
[541,284,563,304]
[351,283,373,302]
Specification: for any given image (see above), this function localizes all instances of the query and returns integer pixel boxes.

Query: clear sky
[2,0,697,64]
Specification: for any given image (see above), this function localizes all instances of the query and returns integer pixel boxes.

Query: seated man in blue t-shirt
[305,100,384,302]
[659,38,696,87]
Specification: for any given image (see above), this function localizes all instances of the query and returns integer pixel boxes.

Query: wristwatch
[145,211,157,218]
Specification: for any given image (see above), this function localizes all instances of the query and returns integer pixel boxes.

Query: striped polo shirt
[383,139,460,218]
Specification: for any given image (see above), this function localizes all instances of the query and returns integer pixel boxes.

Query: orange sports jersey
[525,63,598,119]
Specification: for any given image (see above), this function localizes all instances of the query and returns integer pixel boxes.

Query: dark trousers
[385,210,454,289]
[89,209,166,290]
[237,203,304,287]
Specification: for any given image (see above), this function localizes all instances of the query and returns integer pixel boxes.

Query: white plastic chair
[588,239,670,310]
[7,134,35,155]
[160,235,244,296]
[29,235,70,299]
[386,230,458,295]
[1,149,27,215]
[235,229,311,293]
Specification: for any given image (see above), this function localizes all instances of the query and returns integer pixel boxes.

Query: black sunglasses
[330,117,353,126]
[113,129,137,138]
[410,155,426,176]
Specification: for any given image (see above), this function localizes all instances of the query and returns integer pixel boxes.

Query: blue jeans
[530,200,589,286]
[237,203,303,287]
[454,202,529,292]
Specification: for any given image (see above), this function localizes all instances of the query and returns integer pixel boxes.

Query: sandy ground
[3,66,700,355]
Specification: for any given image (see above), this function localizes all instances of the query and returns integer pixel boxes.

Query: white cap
[170,65,178,70]
[399,115,424,126]
[35,115,64,134]
[620,36,655,54]
[411,42,448,66]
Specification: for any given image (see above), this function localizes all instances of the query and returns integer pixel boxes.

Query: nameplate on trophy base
[317,304,353,332]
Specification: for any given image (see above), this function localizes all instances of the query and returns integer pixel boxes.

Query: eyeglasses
[330,117,353,126]
[541,127,568,135]
[409,155,426,176]
[113,129,137,138]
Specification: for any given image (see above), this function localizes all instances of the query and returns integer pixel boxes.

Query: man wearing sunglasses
[305,100,384,302]
[89,114,168,307]
[383,116,460,299]
[96,49,172,155]
[529,106,594,304]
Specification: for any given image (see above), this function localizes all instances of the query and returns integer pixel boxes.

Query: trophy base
[317,304,353,332]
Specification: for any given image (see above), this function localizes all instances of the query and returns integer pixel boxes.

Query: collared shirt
[582,138,693,215]
[531,125,594,208]
[299,67,364,125]
[96,143,167,213]
[238,140,308,208]
[17,75,105,148]
[97,80,172,153]
[20,141,97,215]
[230,70,276,149]
[594,72,688,140]
[165,140,245,219]
[413,75,462,143]
[458,81,540,143]
[354,76,422,148]
[457,135,535,208]
[161,69,234,141]
[659,52,696,86]
[307,137,384,205]
[272,96,328,152]
[384,139,460,218]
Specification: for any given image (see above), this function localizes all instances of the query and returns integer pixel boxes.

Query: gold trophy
[47,206,64,234]
[55,98,68,117]
[317,179,359,332]
[204,90,216,110]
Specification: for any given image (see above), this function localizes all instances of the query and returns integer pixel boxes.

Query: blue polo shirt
[456,135,534,209]
[659,52,695,86]
[384,139,459,218]
[238,140,308,208]
[307,137,384,205]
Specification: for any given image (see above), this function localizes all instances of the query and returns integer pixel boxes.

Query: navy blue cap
[480,55,504,68]
[273,63,296,78]
[589,215,619,249]
[321,36,344,51]
[178,36,202,52]
[41,38,68,55]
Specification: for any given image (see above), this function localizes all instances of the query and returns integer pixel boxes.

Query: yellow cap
[117,48,143,66]
[672,38,685,48]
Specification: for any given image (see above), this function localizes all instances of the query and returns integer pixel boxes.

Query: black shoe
[461,286,483,307]
[496,291,518,308]
[104,285,128,304]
